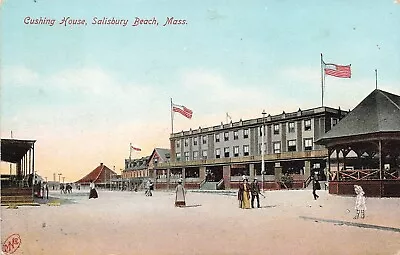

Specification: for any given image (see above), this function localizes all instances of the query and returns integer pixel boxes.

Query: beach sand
[1,189,400,255]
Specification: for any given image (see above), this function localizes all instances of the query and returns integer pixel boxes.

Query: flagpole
[321,53,324,107]
[170,98,174,134]
[375,69,378,89]
[129,143,132,161]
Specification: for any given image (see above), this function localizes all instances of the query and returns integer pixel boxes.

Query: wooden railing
[383,169,399,180]
[217,179,224,190]
[304,175,312,188]
[199,178,206,189]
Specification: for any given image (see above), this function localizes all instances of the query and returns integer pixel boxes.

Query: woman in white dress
[353,185,366,219]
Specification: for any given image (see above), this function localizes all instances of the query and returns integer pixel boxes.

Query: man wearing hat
[250,178,261,208]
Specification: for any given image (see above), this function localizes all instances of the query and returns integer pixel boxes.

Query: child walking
[353,185,366,219]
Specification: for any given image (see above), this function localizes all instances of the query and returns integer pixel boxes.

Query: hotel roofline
[170,106,348,139]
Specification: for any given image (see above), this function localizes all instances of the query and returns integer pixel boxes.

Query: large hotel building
[148,106,347,190]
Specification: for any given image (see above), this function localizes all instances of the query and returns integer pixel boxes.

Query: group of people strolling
[238,176,264,209]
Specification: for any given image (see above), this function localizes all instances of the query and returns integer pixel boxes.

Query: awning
[1,139,36,163]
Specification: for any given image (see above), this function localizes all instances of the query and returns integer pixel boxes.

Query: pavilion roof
[316,89,400,145]
[75,163,117,184]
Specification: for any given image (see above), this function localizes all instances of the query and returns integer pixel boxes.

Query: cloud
[2,65,39,85]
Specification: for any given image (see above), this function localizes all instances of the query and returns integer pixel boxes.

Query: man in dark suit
[250,178,261,208]
[312,175,320,200]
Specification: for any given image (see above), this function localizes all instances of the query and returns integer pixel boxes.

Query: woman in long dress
[238,177,251,209]
[89,181,98,199]
[175,179,186,207]
[354,185,366,219]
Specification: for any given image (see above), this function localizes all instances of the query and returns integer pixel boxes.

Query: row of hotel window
[176,119,334,148]
[175,138,314,161]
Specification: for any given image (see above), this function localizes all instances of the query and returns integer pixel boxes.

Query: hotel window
[273,142,281,154]
[202,136,207,144]
[184,152,190,161]
[243,145,249,156]
[224,132,229,141]
[184,138,188,147]
[288,122,295,133]
[202,150,208,159]
[216,148,221,158]
[176,141,180,148]
[215,133,220,143]
[288,140,296,152]
[274,124,280,135]
[193,137,198,146]
[332,118,338,127]
[193,151,198,160]
[234,130,239,140]
[259,126,263,136]
[304,119,312,131]
[304,138,313,151]
[233,146,239,157]
[176,152,181,161]
[243,129,249,139]
[224,147,230,157]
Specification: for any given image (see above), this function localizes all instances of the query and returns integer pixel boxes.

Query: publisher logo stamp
[2,234,21,255]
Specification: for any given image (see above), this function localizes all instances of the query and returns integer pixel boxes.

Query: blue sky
[1,0,399,181]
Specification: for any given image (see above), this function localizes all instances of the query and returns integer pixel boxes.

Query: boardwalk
[1,189,400,255]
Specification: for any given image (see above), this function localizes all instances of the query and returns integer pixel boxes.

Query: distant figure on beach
[353,185,366,219]
[43,182,49,199]
[175,179,186,207]
[145,180,153,196]
[238,176,251,209]
[60,183,65,194]
[89,181,98,199]
[250,178,261,208]
[311,175,320,200]
[66,183,73,194]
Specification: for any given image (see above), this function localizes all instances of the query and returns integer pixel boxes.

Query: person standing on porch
[175,179,186,207]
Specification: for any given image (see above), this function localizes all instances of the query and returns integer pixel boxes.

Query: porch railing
[216,179,224,190]
[199,178,206,189]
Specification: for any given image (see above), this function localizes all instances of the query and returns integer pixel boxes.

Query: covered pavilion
[316,89,400,197]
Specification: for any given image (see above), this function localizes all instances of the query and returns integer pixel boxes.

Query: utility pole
[262,110,267,192]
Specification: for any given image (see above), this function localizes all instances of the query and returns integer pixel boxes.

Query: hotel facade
[152,106,347,190]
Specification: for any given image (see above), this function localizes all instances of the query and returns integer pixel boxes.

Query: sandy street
[1,189,400,255]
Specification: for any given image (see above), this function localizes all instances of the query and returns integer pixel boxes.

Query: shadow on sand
[259,205,277,209]
[180,204,202,208]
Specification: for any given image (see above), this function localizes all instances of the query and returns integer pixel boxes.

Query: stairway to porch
[1,187,34,205]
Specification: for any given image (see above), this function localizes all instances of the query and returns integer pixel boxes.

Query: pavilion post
[327,148,331,182]
[379,140,382,180]
[337,149,340,181]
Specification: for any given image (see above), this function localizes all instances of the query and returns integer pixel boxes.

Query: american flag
[324,63,351,78]
[131,146,141,151]
[172,103,193,119]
